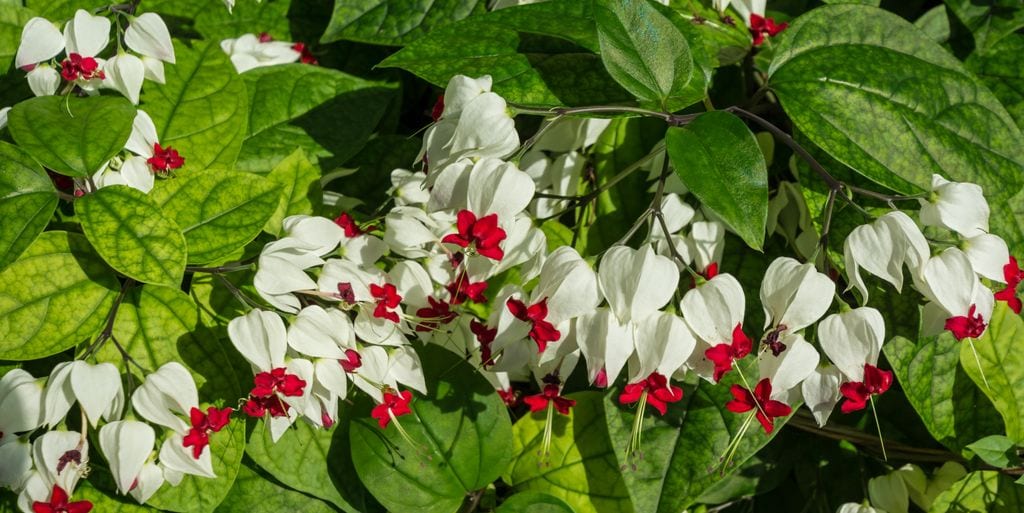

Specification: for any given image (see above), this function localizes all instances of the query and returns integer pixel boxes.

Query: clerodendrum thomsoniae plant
[2,0,1023,512]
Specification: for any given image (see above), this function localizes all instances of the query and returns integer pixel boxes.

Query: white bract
[919,174,989,238]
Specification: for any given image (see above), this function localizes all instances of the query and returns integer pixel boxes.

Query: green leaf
[593,0,697,110]
[959,303,1024,442]
[496,492,575,513]
[884,333,1003,452]
[822,0,879,5]
[263,149,322,235]
[322,0,485,45]
[75,480,153,513]
[966,34,1024,130]
[149,170,278,264]
[768,4,1024,248]
[603,361,790,513]
[666,111,768,250]
[928,470,1024,512]
[0,231,117,360]
[193,0,292,40]
[379,1,634,107]
[945,0,1024,53]
[78,185,187,287]
[349,345,513,513]
[0,142,58,273]
[670,5,751,67]
[8,95,136,178]
[216,465,338,513]
[238,64,397,173]
[915,5,951,44]
[95,285,197,372]
[247,418,380,513]
[142,40,249,171]
[966,435,1019,468]
[0,6,34,72]
[504,392,634,513]
[24,0,106,19]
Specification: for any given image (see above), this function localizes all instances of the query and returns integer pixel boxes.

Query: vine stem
[509,103,699,126]
[81,278,134,359]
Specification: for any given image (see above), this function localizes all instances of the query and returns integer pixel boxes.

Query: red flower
[442,210,507,261]
[60,53,104,82]
[944,304,987,341]
[506,298,561,352]
[370,283,402,323]
[147,143,185,172]
[446,272,488,304]
[749,14,788,46]
[839,364,893,414]
[523,384,576,415]
[181,406,233,459]
[371,390,413,428]
[292,42,318,65]
[705,323,753,382]
[498,388,517,407]
[725,378,792,434]
[340,349,362,373]
[995,256,1023,314]
[471,320,497,366]
[334,212,366,238]
[242,395,289,418]
[618,372,684,416]
[251,367,306,398]
[336,282,356,304]
[431,94,445,121]
[33,485,92,513]
[702,262,719,280]
[415,296,458,332]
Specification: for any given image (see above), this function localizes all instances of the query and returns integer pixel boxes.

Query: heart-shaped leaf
[321,0,486,45]
[8,95,135,178]
[216,464,339,513]
[78,185,188,287]
[0,141,58,273]
[496,492,574,513]
[0,231,118,360]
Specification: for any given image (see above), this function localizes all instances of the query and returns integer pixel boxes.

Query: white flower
[26,66,60,96]
[598,245,678,325]
[962,233,1009,283]
[757,333,819,402]
[287,305,355,359]
[0,369,44,447]
[15,18,64,69]
[760,257,834,335]
[844,211,929,302]
[679,273,747,382]
[98,420,156,496]
[800,366,843,427]
[575,308,634,386]
[420,75,519,171]
[731,0,767,26]
[919,174,989,238]
[124,13,175,64]
[220,33,300,73]
[43,361,123,427]
[63,9,110,58]
[32,430,88,494]
[389,169,430,206]
[131,362,198,434]
[129,462,165,503]
[630,311,697,382]
[915,248,994,339]
[818,308,885,383]
[104,53,145,104]
[0,437,31,489]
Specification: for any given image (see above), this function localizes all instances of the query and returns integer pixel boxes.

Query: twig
[81,279,134,359]
[509,103,699,126]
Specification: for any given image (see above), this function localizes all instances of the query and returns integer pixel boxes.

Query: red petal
[705,344,735,382]
[506,298,529,320]
[762,399,792,418]
[522,394,550,412]
[731,324,752,357]
[455,210,476,236]
[67,502,93,513]
[618,383,644,405]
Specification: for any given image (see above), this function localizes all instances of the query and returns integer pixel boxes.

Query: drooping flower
[844,211,929,302]
[918,174,990,238]
[915,248,994,340]
[32,485,92,513]
[220,33,301,73]
[97,421,156,496]
[442,210,507,261]
[760,257,834,355]
[680,273,749,382]
[818,308,891,414]
[725,378,792,434]
[618,372,683,416]
[994,256,1023,313]
[43,361,123,428]
[523,384,576,415]
[598,245,679,325]
[370,389,413,429]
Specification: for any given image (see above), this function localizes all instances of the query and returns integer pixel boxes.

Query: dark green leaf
[593,0,696,110]
[322,0,485,45]
[142,40,248,171]
[216,465,338,513]
[603,360,791,513]
[945,0,1024,53]
[966,34,1024,130]
[349,345,513,513]
[496,491,574,513]
[0,142,58,273]
[916,5,951,43]
[666,111,768,250]
[78,185,188,287]
[884,333,1003,452]
[966,435,1018,468]
[0,231,117,360]
[8,95,135,178]
[670,5,751,67]
[504,392,634,513]
[769,4,1024,248]
[149,170,279,264]
[194,0,292,40]
[379,1,634,107]
[238,64,397,173]
[959,303,1024,442]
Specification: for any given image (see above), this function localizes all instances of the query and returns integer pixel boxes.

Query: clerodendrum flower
[680,273,749,382]
[759,257,834,356]
[914,248,993,341]
[818,308,891,414]
[843,211,929,302]
[726,377,791,434]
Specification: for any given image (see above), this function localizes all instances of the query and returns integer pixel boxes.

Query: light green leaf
[884,333,1003,452]
[666,111,768,250]
[322,0,485,45]
[263,149,322,235]
[966,34,1024,130]
[193,0,292,40]
[95,285,197,373]
[0,6,34,72]
[247,418,379,513]
[0,142,58,273]
[349,345,513,513]
[768,4,1024,248]
[142,40,248,171]
[8,95,136,178]
[915,5,951,43]
[928,470,1024,512]
[75,480,152,513]
[216,465,337,513]
[945,0,1024,53]
[504,392,634,513]
[24,0,106,19]
[959,303,1024,442]
[603,361,790,513]
[496,491,574,513]
[593,0,696,110]
[238,64,396,173]
[965,435,1019,468]
[149,170,278,264]
[0,231,117,360]
[379,1,634,107]
[78,185,187,287]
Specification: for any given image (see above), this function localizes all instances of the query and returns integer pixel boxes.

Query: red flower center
[334,212,366,238]
[243,367,306,419]
[292,42,318,65]
[839,363,892,414]
[32,485,92,513]
[944,304,987,341]
[60,53,104,82]
[749,14,788,46]
[618,372,684,416]
[506,297,561,352]
[147,143,185,172]
[370,283,402,323]
[442,210,507,261]
[370,389,413,428]
[340,349,362,373]
[725,378,792,434]
[182,406,233,459]
[471,319,498,367]
[704,323,752,382]
[446,272,488,305]
[415,296,458,332]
